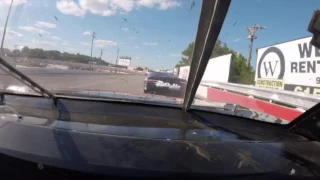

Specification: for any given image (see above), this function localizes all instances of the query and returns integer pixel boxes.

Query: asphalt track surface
[0,67,147,95]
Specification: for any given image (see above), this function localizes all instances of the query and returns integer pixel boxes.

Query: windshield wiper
[0,56,54,98]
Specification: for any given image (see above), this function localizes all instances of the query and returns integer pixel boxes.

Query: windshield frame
[182,0,231,111]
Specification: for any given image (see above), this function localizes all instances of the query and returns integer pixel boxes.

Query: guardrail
[200,81,320,110]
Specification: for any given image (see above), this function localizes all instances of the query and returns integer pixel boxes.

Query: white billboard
[117,56,131,67]
[173,68,178,76]
[255,36,320,95]
[177,54,232,82]
[202,54,232,82]
[178,66,190,80]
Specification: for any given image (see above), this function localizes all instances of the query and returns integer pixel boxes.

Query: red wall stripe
[207,88,303,121]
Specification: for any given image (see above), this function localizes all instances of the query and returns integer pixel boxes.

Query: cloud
[0,27,23,37]
[142,42,158,46]
[157,0,181,10]
[137,0,181,10]
[94,39,117,47]
[35,21,56,29]
[0,0,26,6]
[19,26,49,34]
[34,40,56,47]
[82,30,91,35]
[52,36,62,40]
[80,42,90,46]
[79,0,135,16]
[134,46,139,48]
[171,53,182,57]
[62,42,69,46]
[57,0,181,17]
[56,0,86,17]
[233,38,241,42]
[121,27,129,32]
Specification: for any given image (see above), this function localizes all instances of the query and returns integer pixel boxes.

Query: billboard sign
[255,36,320,95]
[117,56,131,67]
[178,66,190,80]
[202,54,232,82]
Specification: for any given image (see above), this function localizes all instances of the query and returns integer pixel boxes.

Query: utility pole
[13,44,18,65]
[246,24,266,67]
[90,31,96,70]
[1,0,14,54]
[115,48,119,73]
[90,32,96,60]
[98,49,103,71]
[100,49,103,59]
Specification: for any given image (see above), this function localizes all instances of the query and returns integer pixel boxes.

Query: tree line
[176,40,255,85]
[3,46,109,65]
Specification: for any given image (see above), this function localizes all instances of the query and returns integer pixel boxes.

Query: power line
[245,24,266,67]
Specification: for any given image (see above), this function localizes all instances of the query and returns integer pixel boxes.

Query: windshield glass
[1,0,320,124]
[0,0,200,102]
[190,0,320,124]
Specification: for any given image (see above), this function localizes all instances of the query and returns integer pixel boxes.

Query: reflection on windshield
[0,0,319,124]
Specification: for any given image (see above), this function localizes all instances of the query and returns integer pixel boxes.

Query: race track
[0,67,146,95]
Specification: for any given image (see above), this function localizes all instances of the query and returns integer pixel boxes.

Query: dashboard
[0,93,318,179]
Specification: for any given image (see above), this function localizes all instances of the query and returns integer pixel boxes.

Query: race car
[143,72,186,95]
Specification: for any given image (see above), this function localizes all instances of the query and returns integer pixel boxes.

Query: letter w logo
[263,61,278,77]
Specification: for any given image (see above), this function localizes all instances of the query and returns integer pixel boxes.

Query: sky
[0,0,318,70]
[219,0,319,68]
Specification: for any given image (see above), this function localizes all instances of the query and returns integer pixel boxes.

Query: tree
[7,47,109,66]
[176,40,255,85]
[136,67,143,71]
[21,46,29,56]
[176,42,194,67]
[12,49,20,56]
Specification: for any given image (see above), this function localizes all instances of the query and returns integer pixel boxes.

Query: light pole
[1,0,14,54]
[246,24,266,67]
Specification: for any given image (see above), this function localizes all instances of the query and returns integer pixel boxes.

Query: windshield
[0,0,200,101]
[0,0,320,124]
